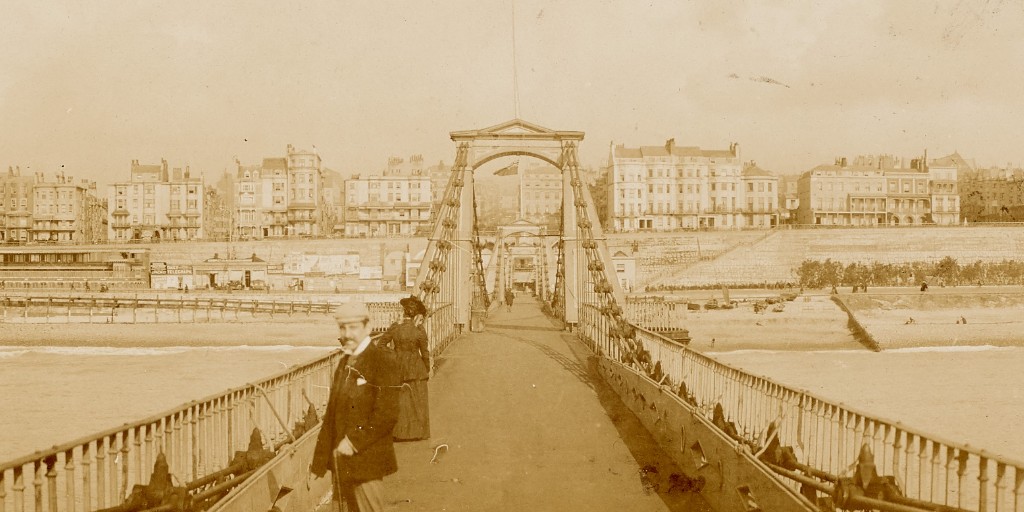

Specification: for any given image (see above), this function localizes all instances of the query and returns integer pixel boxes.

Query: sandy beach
[0,293,871,352]
[841,291,1024,349]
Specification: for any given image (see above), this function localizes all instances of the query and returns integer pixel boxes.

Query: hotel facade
[604,140,779,231]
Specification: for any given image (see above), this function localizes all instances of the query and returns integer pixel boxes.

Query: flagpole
[511,0,520,120]
[519,163,524,220]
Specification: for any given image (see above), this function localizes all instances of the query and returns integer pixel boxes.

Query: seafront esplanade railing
[0,302,458,512]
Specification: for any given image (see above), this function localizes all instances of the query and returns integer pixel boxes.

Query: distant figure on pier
[504,288,515,312]
[380,295,431,441]
[311,301,401,512]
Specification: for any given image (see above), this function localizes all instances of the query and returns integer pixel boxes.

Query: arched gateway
[415,119,624,331]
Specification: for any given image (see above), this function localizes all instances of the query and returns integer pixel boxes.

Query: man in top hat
[310,301,401,511]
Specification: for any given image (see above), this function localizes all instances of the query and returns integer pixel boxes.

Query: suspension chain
[562,141,639,358]
[471,190,491,309]
[417,144,468,310]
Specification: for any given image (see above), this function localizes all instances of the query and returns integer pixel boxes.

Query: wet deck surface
[385,295,710,511]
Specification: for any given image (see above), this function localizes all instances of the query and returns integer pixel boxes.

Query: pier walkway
[384,295,709,511]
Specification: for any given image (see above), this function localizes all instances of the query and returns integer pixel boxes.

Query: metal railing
[0,301,460,512]
[578,303,1024,512]
[622,296,689,332]
[0,351,341,512]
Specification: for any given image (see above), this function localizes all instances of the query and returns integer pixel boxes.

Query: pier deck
[383,295,709,511]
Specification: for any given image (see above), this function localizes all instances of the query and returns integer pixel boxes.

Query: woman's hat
[399,295,427,317]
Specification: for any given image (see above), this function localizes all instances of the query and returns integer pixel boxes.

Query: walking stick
[330,454,345,512]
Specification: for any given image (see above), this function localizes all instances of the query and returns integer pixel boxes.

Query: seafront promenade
[384,294,710,512]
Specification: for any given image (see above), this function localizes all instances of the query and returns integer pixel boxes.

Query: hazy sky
[2,0,1023,186]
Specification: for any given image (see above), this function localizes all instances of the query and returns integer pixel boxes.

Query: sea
[0,343,334,461]
[711,346,1024,462]
[2,341,1023,468]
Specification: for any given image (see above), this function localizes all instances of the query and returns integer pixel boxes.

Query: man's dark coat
[311,342,401,483]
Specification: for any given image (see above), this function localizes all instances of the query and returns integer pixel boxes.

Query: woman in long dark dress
[380,295,431,441]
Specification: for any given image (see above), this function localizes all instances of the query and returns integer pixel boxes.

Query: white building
[344,155,433,237]
[108,159,205,241]
[605,139,778,231]
[234,145,329,239]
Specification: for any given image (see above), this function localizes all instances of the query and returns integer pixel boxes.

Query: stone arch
[471,150,561,171]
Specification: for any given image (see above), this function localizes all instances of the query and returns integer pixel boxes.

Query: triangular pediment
[451,119,583,141]
[480,119,556,136]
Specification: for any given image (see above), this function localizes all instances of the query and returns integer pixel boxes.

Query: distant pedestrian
[504,288,515,312]
[920,282,929,292]
[960,316,967,324]
[711,338,716,348]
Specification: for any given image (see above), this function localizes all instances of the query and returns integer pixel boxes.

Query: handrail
[578,301,1024,510]
[0,301,459,512]
[635,320,1024,469]
[0,352,340,473]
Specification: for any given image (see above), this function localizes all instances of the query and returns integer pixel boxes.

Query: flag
[493,162,519,176]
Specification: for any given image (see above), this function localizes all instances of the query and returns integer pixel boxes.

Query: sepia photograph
[2,1,1023,511]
